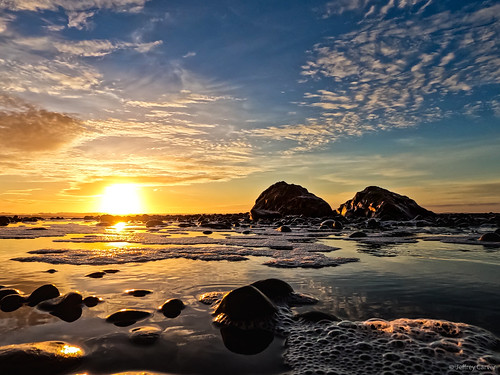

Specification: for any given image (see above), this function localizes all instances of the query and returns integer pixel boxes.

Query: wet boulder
[26,284,60,307]
[478,232,500,242]
[0,341,84,375]
[337,186,434,220]
[36,292,83,323]
[106,309,152,327]
[251,278,294,303]
[129,325,162,345]
[214,285,277,329]
[250,181,333,220]
[159,298,185,318]
[0,216,10,226]
[83,296,103,307]
[1,294,26,312]
[0,288,22,300]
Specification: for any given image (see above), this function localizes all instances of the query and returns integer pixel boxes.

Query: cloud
[0,0,149,12]
[67,10,95,30]
[0,95,85,152]
[268,1,500,152]
[52,39,162,57]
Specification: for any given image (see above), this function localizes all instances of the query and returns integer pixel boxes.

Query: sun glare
[100,184,143,215]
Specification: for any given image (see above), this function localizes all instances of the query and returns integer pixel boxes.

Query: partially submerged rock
[159,298,185,318]
[129,325,162,345]
[337,186,434,220]
[37,292,83,323]
[250,181,334,220]
[106,309,152,327]
[479,232,500,242]
[0,294,26,312]
[0,341,84,375]
[27,284,60,307]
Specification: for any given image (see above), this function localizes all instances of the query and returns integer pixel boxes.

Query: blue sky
[0,0,499,213]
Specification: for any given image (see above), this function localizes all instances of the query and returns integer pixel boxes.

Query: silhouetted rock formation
[337,186,434,220]
[250,181,334,220]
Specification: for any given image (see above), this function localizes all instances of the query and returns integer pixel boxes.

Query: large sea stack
[337,186,434,221]
[250,181,334,220]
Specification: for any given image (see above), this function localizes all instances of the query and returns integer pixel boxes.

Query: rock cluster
[250,181,334,220]
[337,186,434,220]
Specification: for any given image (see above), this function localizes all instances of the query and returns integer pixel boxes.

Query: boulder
[337,186,434,221]
[250,181,333,220]
[159,298,185,318]
[0,341,84,375]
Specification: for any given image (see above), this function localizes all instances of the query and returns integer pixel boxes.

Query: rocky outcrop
[337,186,434,221]
[250,181,333,220]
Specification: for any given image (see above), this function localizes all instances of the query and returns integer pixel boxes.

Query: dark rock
[129,326,162,345]
[320,219,343,230]
[85,271,106,278]
[83,296,103,307]
[203,230,213,235]
[0,341,84,375]
[0,216,10,226]
[276,225,292,232]
[251,278,294,302]
[478,232,500,242]
[220,326,274,355]
[214,285,277,327]
[350,231,368,238]
[37,292,83,323]
[27,284,60,307]
[146,220,164,227]
[45,269,58,273]
[125,289,152,297]
[27,227,48,231]
[103,269,119,274]
[242,230,252,235]
[159,298,185,318]
[202,222,232,229]
[0,288,22,300]
[1,294,26,312]
[293,311,340,323]
[366,218,380,229]
[105,309,152,327]
[337,186,434,220]
[250,181,333,220]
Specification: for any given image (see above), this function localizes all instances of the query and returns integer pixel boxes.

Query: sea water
[0,219,498,374]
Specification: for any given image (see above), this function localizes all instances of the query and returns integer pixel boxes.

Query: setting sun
[100,184,143,215]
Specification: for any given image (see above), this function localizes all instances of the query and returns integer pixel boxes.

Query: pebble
[85,271,106,278]
[105,309,152,327]
[0,294,26,312]
[83,296,103,307]
[125,289,153,297]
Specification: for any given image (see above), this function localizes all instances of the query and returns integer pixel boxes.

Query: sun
[100,184,143,215]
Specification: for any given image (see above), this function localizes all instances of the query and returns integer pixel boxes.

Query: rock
[159,298,185,318]
[0,288,22,300]
[337,186,434,220]
[214,285,277,328]
[293,311,340,323]
[146,220,164,228]
[37,292,83,323]
[349,231,367,238]
[83,296,103,307]
[129,325,162,345]
[0,216,10,226]
[125,289,152,297]
[242,230,252,235]
[103,269,119,274]
[45,269,58,273]
[478,232,500,242]
[220,326,274,355]
[85,271,106,278]
[0,341,84,375]
[276,225,292,232]
[250,181,333,220]
[105,309,152,327]
[1,294,26,312]
[251,278,294,302]
[27,284,60,307]
[202,230,213,235]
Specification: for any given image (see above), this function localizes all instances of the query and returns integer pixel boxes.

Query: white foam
[283,318,500,375]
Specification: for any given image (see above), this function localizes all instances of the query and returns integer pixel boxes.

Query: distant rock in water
[250,181,333,220]
[337,186,434,221]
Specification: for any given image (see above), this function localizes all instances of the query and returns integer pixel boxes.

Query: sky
[0,0,499,214]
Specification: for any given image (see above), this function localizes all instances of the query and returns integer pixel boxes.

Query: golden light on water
[112,222,127,232]
[60,344,83,356]
[100,184,143,215]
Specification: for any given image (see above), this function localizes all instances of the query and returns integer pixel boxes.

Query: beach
[0,216,499,374]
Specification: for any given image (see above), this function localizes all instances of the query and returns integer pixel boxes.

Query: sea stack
[250,181,334,220]
[337,186,434,220]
